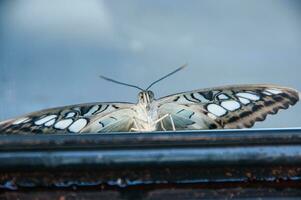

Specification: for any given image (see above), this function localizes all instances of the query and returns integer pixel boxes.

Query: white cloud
[9,0,112,40]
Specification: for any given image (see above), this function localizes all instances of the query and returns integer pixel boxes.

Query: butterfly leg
[130,117,150,132]
[130,128,140,132]
[155,114,176,131]
[169,115,176,131]
[154,114,169,124]
[154,114,168,131]
[130,117,141,132]
[160,120,167,131]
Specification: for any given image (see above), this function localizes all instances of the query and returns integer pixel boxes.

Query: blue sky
[0,0,301,128]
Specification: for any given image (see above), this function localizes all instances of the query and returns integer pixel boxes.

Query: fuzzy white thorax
[132,90,160,131]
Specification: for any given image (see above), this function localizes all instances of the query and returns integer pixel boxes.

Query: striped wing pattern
[157,84,299,130]
[0,102,134,134]
[0,84,299,133]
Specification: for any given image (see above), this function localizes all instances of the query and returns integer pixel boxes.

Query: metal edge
[0,128,301,150]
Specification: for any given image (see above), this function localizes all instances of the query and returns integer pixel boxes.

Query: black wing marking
[158,84,299,129]
[0,102,133,134]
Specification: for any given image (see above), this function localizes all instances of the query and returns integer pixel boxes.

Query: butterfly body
[0,84,299,134]
[131,103,159,132]
[123,90,159,132]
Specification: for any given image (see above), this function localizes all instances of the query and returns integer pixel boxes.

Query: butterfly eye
[138,92,143,99]
[148,91,154,99]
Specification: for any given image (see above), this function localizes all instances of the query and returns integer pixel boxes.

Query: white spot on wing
[175,96,190,104]
[236,92,260,101]
[221,100,241,111]
[68,118,88,133]
[84,105,99,116]
[54,119,73,129]
[238,97,251,105]
[66,112,76,118]
[217,94,229,100]
[192,93,210,102]
[44,119,56,127]
[35,115,57,125]
[265,89,282,95]
[207,104,227,116]
[12,117,30,125]
[262,91,272,96]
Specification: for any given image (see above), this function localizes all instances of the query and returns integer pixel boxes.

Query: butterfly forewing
[157,84,299,129]
[0,102,135,134]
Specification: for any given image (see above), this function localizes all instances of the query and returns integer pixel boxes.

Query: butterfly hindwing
[80,108,136,133]
[157,103,222,130]
[0,102,135,134]
[157,84,299,129]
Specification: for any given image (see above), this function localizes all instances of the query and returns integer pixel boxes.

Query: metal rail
[0,128,300,169]
[1,128,301,199]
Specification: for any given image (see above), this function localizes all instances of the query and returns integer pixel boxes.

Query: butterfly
[0,65,299,134]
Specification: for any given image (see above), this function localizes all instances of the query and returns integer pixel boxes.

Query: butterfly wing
[1,84,299,133]
[157,84,299,130]
[0,102,136,134]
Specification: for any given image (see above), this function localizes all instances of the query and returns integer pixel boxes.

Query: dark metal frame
[1,128,301,199]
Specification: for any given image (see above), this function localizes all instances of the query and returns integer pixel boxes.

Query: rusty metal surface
[1,166,301,189]
[2,188,301,200]
[0,128,301,199]
[1,188,301,200]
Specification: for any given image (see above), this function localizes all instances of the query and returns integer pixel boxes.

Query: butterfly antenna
[146,64,188,90]
[99,75,144,91]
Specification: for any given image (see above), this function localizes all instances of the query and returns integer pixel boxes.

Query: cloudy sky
[0,0,300,128]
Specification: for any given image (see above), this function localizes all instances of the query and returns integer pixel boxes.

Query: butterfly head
[99,64,187,104]
[138,90,155,104]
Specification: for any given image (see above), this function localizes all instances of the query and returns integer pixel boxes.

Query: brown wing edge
[222,86,300,129]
